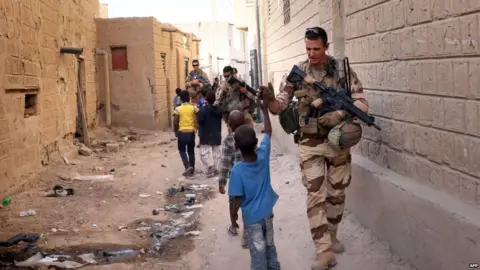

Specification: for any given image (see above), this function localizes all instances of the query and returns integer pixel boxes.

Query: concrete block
[435,61,454,96]
[348,155,480,270]
[468,59,480,99]
[460,14,478,54]
[465,101,480,136]
[443,99,465,132]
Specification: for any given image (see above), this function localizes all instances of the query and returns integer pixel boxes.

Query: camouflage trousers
[298,137,352,255]
[222,110,254,127]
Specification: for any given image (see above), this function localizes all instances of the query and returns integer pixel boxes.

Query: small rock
[73,228,80,233]
[285,181,290,184]
[185,230,202,236]
[139,194,150,198]
[118,226,128,231]
[152,208,162,215]
[139,248,145,254]
[118,142,126,147]
[122,136,129,142]
[93,166,104,172]
[51,228,57,233]
[128,135,138,141]
[79,145,93,156]
[106,143,120,153]
[156,191,162,195]
[161,164,167,168]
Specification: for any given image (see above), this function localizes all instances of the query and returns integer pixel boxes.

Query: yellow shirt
[173,102,199,131]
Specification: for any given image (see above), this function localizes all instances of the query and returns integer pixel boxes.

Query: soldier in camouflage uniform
[260,27,369,270]
[185,59,211,105]
[215,66,255,126]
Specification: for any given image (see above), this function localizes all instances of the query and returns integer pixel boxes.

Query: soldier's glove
[258,83,275,102]
[318,111,344,128]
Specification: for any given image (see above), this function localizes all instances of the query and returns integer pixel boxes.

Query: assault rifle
[190,71,211,87]
[227,75,258,96]
[286,65,381,130]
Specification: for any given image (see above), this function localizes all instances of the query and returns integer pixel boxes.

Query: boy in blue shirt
[228,95,280,270]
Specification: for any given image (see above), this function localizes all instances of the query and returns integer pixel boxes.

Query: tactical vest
[279,56,363,149]
[221,81,255,114]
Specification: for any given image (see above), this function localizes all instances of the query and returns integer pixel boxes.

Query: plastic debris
[19,210,36,217]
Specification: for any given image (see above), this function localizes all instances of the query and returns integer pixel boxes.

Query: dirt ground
[0,125,416,270]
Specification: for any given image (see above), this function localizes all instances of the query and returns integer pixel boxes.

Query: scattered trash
[184,230,202,236]
[156,191,162,195]
[139,194,150,198]
[165,204,181,213]
[181,211,194,219]
[185,193,196,198]
[190,184,209,190]
[15,252,85,268]
[136,227,151,232]
[0,233,40,248]
[45,185,74,197]
[73,174,114,181]
[118,226,128,231]
[78,253,97,264]
[92,224,98,228]
[2,196,11,207]
[62,156,70,165]
[103,249,139,263]
[152,208,163,215]
[149,225,182,252]
[186,204,203,209]
[20,209,36,217]
[167,185,185,197]
[184,197,196,206]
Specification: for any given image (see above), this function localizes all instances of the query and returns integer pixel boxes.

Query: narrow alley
[0,126,414,269]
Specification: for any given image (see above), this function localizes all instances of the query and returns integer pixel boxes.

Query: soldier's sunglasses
[305,27,321,36]
[192,64,199,67]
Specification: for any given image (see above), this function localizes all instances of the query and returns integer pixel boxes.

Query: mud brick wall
[344,0,480,206]
[153,21,170,129]
[96,17,158,130]
[96,18,200,130]
[0,0,99,195]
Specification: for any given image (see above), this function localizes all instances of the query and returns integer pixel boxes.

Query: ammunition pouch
[279,102,299,134]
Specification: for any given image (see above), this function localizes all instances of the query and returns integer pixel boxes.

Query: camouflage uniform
[214,79,255,126]
[270,57,368,259]
[186,69,210,104]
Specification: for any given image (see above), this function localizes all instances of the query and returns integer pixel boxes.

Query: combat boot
[330,230,345,254]
[311,251,337,270]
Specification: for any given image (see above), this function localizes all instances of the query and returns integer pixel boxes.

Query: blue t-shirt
[228,135,279,225]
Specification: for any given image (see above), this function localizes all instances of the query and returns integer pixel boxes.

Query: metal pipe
[255,0,263,85]
[95,49,111,125]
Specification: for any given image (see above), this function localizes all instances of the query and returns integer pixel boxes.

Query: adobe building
[253,0,480,269]
[0,1,200,196]
[96,17,200,130]
[0,0,100,195]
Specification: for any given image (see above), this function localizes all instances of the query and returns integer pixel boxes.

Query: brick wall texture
[0,0,99,195]
[261,0,480,206]
[0,1,199,195]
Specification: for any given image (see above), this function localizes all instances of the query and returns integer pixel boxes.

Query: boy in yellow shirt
[173,90,199,177]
